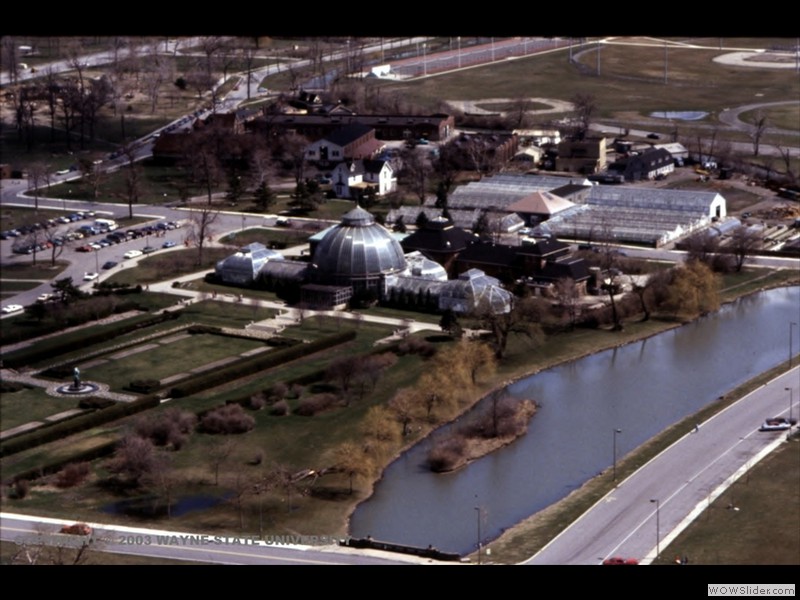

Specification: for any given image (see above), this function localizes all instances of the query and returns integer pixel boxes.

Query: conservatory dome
[313,206,407,289]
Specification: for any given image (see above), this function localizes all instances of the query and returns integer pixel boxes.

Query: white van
[95,218,118,231]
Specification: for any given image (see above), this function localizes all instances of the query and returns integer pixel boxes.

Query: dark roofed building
[249,112,454,143]
[305,124,382,165]
[400,217,477,276]
[455,237,586,286]
[608,147,675,181]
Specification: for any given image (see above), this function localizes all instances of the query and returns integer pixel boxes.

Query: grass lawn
[105,248,235,286]
[0,387,81,431]
[218,227,312,249]
[82,333,268,392]
[1,281,42,296]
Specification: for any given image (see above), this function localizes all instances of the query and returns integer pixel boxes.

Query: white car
[83,272,99,282]
[123,249,143,259]
[37,293,54,302]
[2,304,24,314]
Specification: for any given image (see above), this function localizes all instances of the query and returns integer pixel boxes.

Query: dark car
[142,246,156,254]
[102,261,118,270]
[647,133,660,140]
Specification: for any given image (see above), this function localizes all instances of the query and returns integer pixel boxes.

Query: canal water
[349,286,800,555]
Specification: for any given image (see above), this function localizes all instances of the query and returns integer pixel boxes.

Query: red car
[60,523,92,536]
[75,244,93,253]
[602,556,638,565]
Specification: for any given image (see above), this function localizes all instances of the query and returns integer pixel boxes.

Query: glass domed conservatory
[310,205,407,295]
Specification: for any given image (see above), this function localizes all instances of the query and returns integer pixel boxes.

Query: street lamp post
[604,277,621,331]
[474,505,482,565]
[613,428,622,482]
[650,498,660,560]
[790,322,797,369]
[423,43,427,76]
[94,247,99,273]
[786,387,794,424]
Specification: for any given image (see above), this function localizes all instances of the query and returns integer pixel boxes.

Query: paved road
[525,368,800,565]
[0,513,435,565]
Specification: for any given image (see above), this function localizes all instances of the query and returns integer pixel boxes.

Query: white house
[331,159,397,199]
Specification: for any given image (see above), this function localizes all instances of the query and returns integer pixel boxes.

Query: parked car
[162,240,177,248]
[759,417,796,432]
[2,304,24,314]
[102,261,118,270]
[60,523,92,536]
[37,293,54,302]
[123,249,143,259]
[602,557,639,565]
[647,133,660,140]
[83,272,99,281]
[142,246,156,254]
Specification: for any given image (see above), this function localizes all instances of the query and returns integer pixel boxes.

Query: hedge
[9,441,119,483]
[169,330,357,398]
[0,394,161,458]
[3,310,183,369]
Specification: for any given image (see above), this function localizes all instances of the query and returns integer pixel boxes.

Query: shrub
[295,393,338,417]
[0,380,26,393]
[397,337,436,357]
[247,394,266,410]
[198,404,255,434]
[135,408,197,449]
[426,435,467,473]
[78,397,116,410]
[55,462,91,488]
[267,382,289,402]
[8,479,30,499]
[127,379,162,394]
[270,399,289,416]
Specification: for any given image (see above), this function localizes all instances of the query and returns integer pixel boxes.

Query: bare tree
[473,295,544,360]
[749,110,768,158]
[186,206,220,266]
[2,36,20,85]
[775,143,797,184]
[143,453,180,519]
[107,434,159,487]
[78,157,104,201]
[208,438,236,486]
[28,162,50,213]
[571,93,596,139]
[121,144,141,219]
[10,85,38,151]
[184,139,223,205]
[554,277,581,329]
[388,388,422,437]
[510,97,532,129]
[43,224,69,267]
[400,147,432,205]
[729,226,761,272]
